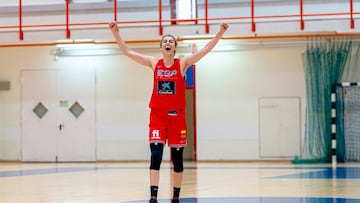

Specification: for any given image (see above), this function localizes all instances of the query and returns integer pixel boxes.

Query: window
[171,0,197,24]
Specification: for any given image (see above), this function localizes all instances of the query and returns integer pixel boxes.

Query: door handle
[59,124,64,131]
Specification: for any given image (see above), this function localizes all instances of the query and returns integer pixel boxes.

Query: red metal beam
[159,0,163,35]
[2,1,360,40]
[2,32,360,48]
[19,0,23,40]
[193,68,197,161]
[66,0,71,39]
[205,0,209,33]
[251,0,256,32]
[191,43,197,161]
[300,0,304,30]
[114,0,117,22]
[350,0,354,28]
[3,12,357,33]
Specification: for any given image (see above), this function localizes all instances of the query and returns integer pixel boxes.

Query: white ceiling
[0,0,347,12]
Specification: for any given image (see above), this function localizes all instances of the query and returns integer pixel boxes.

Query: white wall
[94,54,157,160]
[196,48,306,160]
[0,0,357,161]
[0,101,2,158]
[0,43,306,161]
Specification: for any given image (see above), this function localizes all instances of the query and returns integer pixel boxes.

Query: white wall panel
[0,0,354,160]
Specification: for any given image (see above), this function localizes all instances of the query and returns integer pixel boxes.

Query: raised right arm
[109,21,157,69]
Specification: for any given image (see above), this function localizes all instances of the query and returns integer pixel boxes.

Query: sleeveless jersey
[149,59,186,111]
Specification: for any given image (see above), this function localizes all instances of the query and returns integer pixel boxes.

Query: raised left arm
[180,23,229,75]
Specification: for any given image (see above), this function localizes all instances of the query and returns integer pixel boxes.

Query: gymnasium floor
[0,161,359,203]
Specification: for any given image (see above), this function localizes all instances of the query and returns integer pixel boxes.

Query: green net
[335,85,345,162]
[293,39,352,164]
[338,47,360,162]
[336,85,360,162]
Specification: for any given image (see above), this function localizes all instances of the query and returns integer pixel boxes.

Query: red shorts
[148,108,187,147]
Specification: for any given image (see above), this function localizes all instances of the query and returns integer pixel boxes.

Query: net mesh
[293,40,352,164]
[337,85,360,162]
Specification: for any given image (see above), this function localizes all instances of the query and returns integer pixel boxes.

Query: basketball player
[109,21,228,203]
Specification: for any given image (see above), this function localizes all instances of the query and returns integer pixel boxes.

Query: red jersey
[149,59,186,112]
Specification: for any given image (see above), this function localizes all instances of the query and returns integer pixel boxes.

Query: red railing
[159,0,163,35]
[205,0,209,33]
[251,0,256,32]
[300,0,304,30]
[113,0,117,22]
[19,0,23,40]
[66,0,70,39]
[0,0,358,41]
[350,0,355,29]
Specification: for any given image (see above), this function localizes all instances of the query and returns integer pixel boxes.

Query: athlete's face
[160,35,177,56]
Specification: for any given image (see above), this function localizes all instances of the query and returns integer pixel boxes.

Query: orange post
[300,0,304,30]
[19,0,24,40]
[114,0,117,22]
[66,0,71,39]
[350,0,355,29]
[158,0,163,35]
[191,43,197,161]
[205,0,209,33]
[251,0,256,32]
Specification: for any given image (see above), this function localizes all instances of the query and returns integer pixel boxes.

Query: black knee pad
[171,147,184,172]
[150,143,164,170]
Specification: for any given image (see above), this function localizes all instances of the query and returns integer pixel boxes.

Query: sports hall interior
[0,0,359,203]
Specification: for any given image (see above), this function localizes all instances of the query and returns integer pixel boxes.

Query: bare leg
[172,171,183,188]
[150,169,160,186]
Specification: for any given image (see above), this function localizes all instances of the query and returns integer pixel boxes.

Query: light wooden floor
[0,161,359,203]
